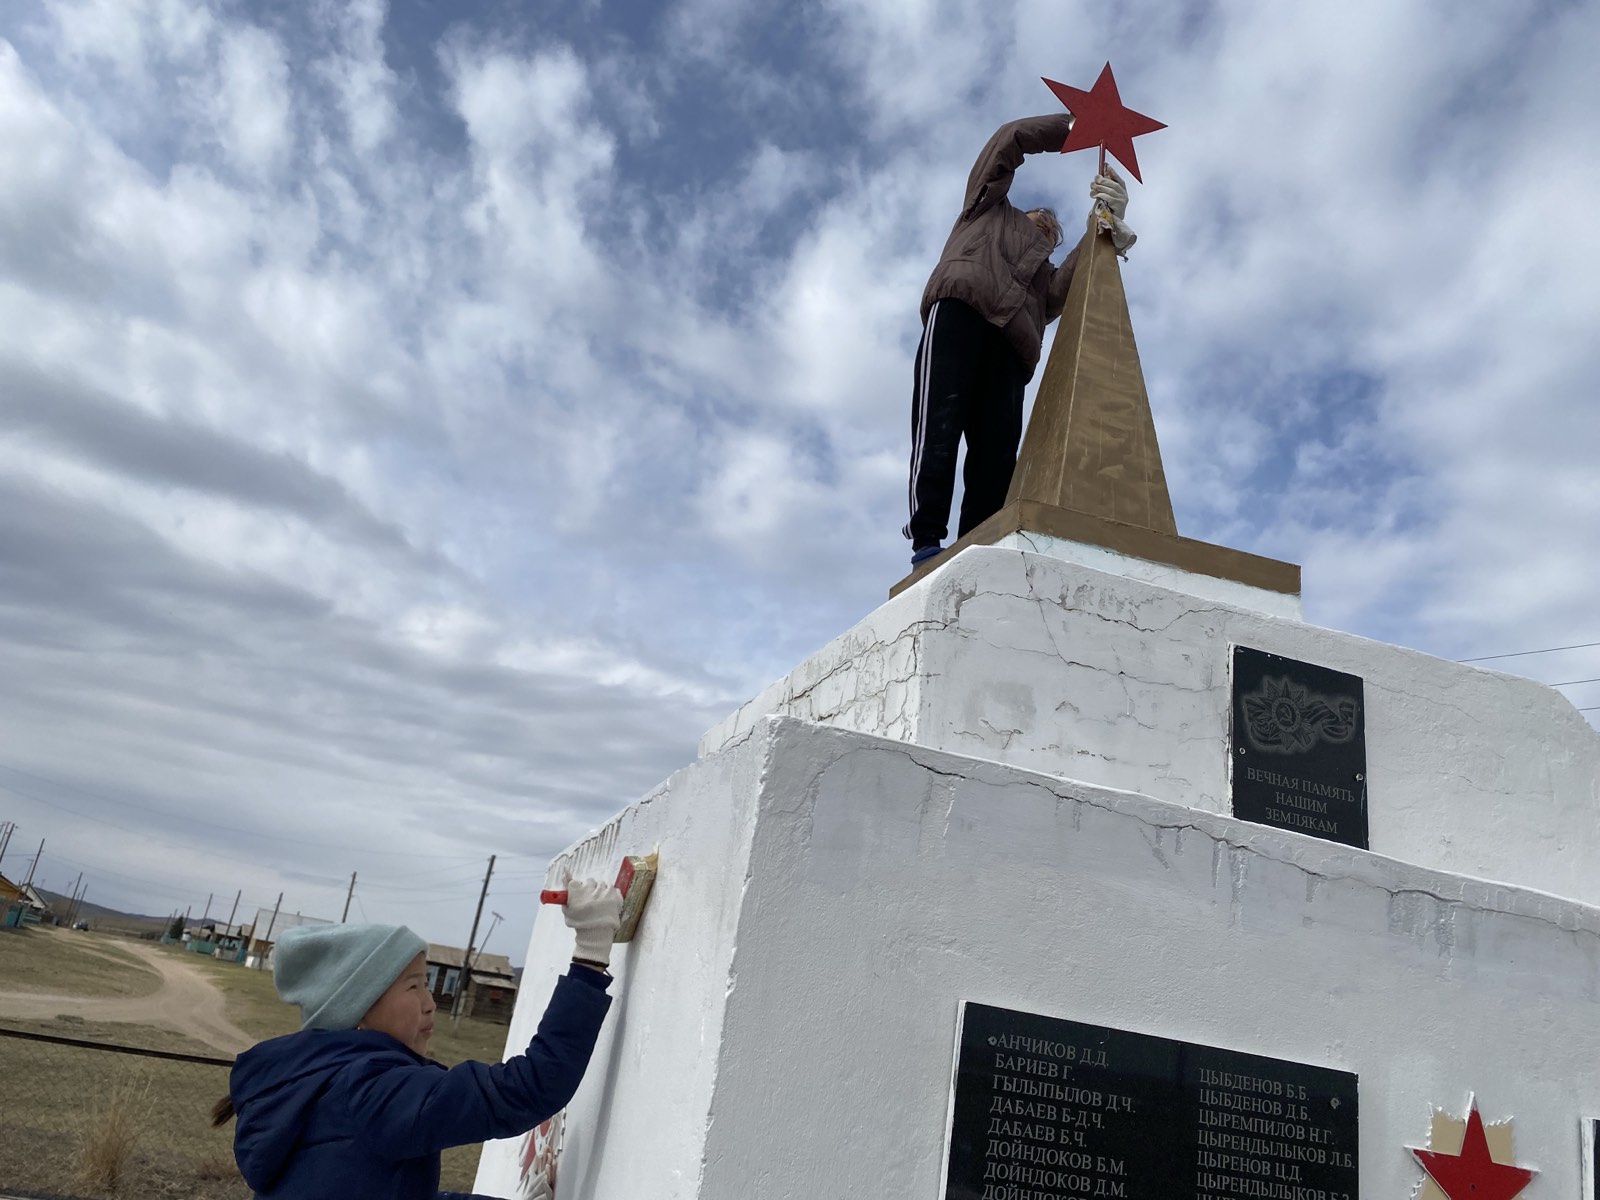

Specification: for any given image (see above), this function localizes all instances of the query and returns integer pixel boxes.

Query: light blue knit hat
[272,923,428,1030]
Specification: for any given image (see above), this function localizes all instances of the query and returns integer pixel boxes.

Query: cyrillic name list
[1192,1068,1352,1200]
[980,1040,1131,1200]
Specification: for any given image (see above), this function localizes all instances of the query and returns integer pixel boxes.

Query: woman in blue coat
[215,880,622,1199]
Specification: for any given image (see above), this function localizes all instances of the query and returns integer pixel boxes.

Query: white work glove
[1089,166,1128,219]
[524,1171,554,1200]
[1089,167,1137,256]
[1108,215,1137,254]
[563,878,623,966]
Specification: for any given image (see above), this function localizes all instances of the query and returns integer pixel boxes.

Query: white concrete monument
[475,210,1600,1200]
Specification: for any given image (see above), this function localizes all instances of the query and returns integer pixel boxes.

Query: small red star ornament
[1409,1098,1536,1200]
[1042,62,1166,183]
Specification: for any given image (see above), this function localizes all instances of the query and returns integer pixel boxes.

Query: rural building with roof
[425,942,519,1023]
[243,908,332,968]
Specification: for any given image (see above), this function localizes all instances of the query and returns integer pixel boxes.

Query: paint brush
[539,850,658,943]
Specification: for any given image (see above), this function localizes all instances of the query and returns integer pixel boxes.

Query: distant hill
[35,888,170,936]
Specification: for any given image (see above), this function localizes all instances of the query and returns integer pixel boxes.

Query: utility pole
[342,872,357,923]
[472,911,504,972]
[452,855,495,1022]
[201,893,213,922]
[73,884,88,925]
[257,892,283,970]
[63,872,82,924]
[0,820,14,868]
[226,889,241,936]
[66,880,87,927]
[22,839,44,889]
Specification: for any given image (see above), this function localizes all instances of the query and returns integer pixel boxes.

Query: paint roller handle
[539,889,568,905]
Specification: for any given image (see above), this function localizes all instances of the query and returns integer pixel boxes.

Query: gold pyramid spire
[1005,210,1175,531]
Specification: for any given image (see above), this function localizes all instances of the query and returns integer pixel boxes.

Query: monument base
[889,500,1300,619]
[475,716,1600,1199]
[703,543,1599,905]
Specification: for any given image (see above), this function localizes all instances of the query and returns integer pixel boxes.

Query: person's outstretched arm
[346,881,625,1158]
[961,114,1074,221]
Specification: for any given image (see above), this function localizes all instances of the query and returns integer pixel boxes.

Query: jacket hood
[231,1029,426,1190]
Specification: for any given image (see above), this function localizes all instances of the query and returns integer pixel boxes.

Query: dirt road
[0,932,254,1055]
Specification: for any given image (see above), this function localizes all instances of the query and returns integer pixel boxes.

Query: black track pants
[902,299,1026,550]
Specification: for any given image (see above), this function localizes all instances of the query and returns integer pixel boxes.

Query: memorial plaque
[1230,645,1368,849]
[942,1003,1358,1200]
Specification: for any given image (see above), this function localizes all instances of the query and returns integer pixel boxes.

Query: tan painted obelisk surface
[1005,210,1176,533]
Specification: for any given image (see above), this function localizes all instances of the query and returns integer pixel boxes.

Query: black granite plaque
[1230,645,1368,849]
[1592,1120,1599,1200]
[943,1003,1358,1200]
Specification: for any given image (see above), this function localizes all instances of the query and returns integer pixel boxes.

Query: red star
[1410,1101,1536,1200]
[1042,63,1166,183]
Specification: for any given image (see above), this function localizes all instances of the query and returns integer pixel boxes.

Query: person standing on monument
[212,879,623,1200]
[903,114,1137,566]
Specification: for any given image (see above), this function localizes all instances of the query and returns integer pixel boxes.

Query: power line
[4,804,528,912]
[18,840,503,943]
[346,875,510,895]
[26,850,275,910]
[400,859,517,880]
[1547,676,1600,689]
[0,774,500,879]
[35,841,510,904]
[0,780,360,883]
[360,892,486,908]
[0,761,493,862]
[1458,639,1600,664]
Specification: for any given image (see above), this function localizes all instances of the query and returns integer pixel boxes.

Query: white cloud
[313,0,398,156]
[1,0,1597,954]
[214,23,293,178]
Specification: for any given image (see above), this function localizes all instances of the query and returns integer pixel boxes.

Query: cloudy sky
[1,0,1597,961]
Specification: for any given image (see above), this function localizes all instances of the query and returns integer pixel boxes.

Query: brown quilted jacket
[919,115,1079,380]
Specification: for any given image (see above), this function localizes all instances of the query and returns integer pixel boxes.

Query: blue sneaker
[910,544,942,565]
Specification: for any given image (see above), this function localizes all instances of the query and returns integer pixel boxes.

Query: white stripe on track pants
[903,298,1027,550]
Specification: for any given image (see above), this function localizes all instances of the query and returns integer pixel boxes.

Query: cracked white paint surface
[701,544,1600,907]
[480,718,1600,1199]
[994,529,1305,619]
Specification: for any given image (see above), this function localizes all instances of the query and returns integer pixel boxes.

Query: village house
[425,943,519,1024]
[185,918,250,961]
[0,872,23,927]
[243,908,332,968]
[2,877,51,928]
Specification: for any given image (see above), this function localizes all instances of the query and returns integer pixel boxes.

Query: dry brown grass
[75,1077,150,1194]
[0,1034,244,1198]
[0,925,160,998]
[194,1149,245,1183]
